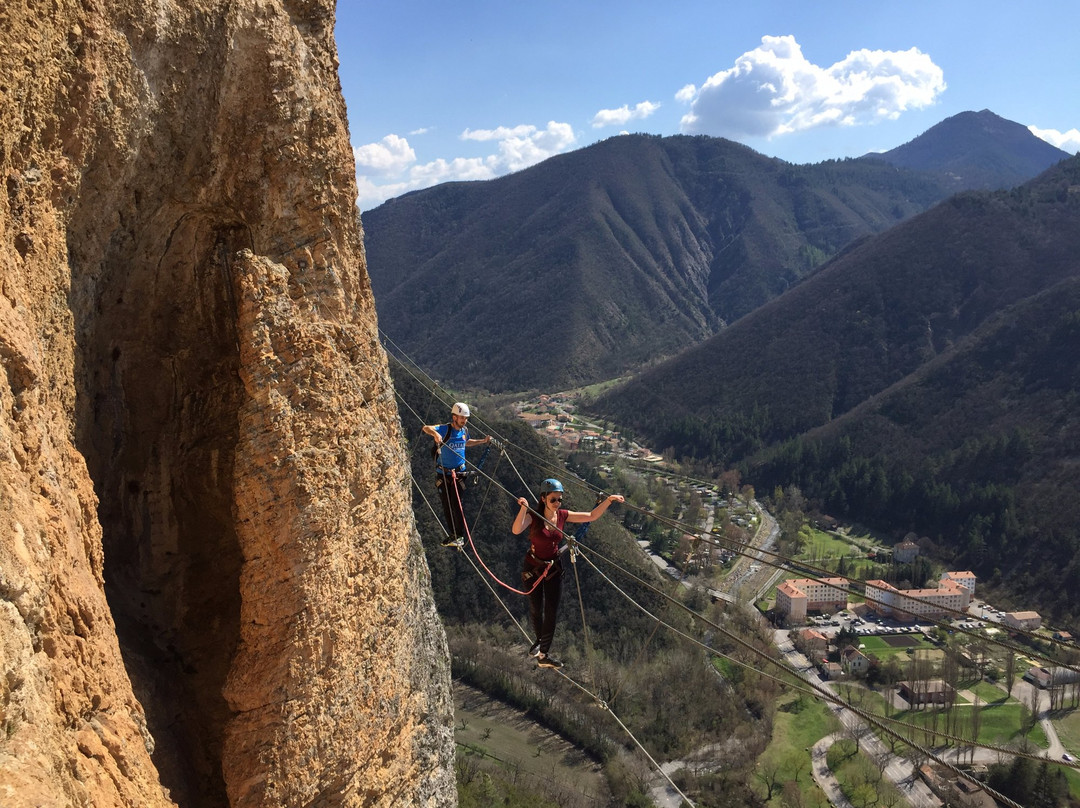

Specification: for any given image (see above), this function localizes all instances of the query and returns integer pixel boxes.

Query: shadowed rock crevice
[72,210,248,807]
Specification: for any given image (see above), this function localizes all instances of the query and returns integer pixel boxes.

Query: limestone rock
[0,1,455,806]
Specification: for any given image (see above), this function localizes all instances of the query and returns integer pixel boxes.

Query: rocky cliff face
[0,2,455,806]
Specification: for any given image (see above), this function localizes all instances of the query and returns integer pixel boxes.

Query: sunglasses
[549,495,563,502]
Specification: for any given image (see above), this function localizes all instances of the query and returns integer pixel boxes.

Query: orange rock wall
[0,1,454,806]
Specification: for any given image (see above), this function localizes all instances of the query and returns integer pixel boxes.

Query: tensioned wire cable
[317,273,1062,795]
[435,444,1080,798]
[390,352,1078,680]
[416,436,1074,799]
[404,399,1071,807]
[571,536,1080,775]
[383,328,1080,778]
[436,448,1052,808]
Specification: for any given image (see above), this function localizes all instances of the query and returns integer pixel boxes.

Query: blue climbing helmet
[540,478,564,494]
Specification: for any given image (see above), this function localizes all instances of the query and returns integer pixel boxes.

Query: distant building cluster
[775,570,978,624]
[516,393,662,459]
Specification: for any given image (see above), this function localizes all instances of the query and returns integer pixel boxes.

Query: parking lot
[805,611,940,638]
[804,604,1006,639]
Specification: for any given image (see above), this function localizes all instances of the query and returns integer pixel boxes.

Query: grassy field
[802,529,854,562]
[968,679,1010,704]
[796,527,890,581]
[825,738,905,806]
[1055,709,1080,753]
[753,691,840,806]
[857,633,943,664]
[454,683,610,806]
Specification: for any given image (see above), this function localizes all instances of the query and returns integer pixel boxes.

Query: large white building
[940,570,976,594]
[866,576,971,620]
[775,577,849,623]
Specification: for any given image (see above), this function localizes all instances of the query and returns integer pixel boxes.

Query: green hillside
[364,133,952,391]
[594,156,1080,621]
[364,112,1069,394]
[868,109,1074,191]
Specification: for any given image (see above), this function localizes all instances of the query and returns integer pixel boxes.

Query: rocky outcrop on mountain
[1,2,454,807]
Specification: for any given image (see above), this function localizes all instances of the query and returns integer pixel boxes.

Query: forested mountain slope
[365,134,951,391]
[364,113,1068,393]
[867,109,1073,191]
[594,156,1080,620]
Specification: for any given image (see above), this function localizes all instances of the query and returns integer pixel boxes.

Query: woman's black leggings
[524,557,563,655]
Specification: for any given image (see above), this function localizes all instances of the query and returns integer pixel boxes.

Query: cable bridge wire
[570,537,1077,800]
[428,378,1069,801]
[446,435,1048,808]
[384,322,1080,703]
[379,326,1080,796]
[410,402,1071,805]
[384,341,698,802]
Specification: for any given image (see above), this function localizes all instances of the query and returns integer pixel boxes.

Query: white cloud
[1029,124,1080,154]
[590,100,661,128]
[354,121,577,211]
[408,156,498,185]
[353,134,416,175]
[680,35,946,141]
[461,124,538,142]
[675,84,697,104]
[493,121,577,171]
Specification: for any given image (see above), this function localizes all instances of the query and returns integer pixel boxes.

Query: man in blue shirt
[422,402,491,546]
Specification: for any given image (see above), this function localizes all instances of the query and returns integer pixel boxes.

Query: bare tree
[780,781,805,808]
[880,790,903,808]
[1026,683,1041,732]
[969,695,983,765]
[1005,650,1017,695]
[786,750,809,784]
[875,750,890,781]
[754,758,785,801]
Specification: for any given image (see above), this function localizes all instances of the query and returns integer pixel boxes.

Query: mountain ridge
[865,109,1072,190]
[364,111,1069,392]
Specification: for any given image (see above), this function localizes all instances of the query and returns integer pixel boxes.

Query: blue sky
[336,1,1080,211]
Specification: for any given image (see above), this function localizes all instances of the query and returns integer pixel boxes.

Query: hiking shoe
[528,640,541,657]
[441,535,464,548]
[537,654,563,669]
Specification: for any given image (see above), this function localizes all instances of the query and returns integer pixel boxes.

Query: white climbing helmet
[452,402,471,418]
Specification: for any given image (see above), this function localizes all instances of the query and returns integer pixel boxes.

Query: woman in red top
[512,478,624,669]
